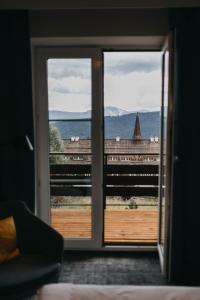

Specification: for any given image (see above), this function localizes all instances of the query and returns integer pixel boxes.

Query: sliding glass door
[34,45,169,251]
[34,48,103,249]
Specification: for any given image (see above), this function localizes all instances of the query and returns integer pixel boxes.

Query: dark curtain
[0,11,35,211]
[169,8,200,285]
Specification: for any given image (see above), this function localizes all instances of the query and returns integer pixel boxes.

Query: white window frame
[32,47,103,249]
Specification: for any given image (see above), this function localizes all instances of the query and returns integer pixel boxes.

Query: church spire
[133,112,142,140]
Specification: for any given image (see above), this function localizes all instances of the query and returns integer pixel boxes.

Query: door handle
[25,135,34,151]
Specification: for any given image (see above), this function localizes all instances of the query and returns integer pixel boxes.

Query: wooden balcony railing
[50,154,159,244]
[50,163,159,197]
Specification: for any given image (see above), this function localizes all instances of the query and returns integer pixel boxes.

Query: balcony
[51,208,157,244]
[50,153,159,245]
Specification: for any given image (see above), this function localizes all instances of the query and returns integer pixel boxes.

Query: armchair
[0,201,64,300]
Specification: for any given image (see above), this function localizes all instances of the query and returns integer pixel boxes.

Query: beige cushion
[37,283,200,300]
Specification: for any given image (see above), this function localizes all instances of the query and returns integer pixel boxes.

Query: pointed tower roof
[133,112,142,140]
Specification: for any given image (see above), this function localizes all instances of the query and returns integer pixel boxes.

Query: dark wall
[0,11,34,211]
[169,9,200,285]
[1,0,200,10]
[30,9,169,37]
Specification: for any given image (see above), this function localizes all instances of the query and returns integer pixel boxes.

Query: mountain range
[49,106,133,120]
[49,107,160,139]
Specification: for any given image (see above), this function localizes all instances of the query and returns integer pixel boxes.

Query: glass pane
[160,50,169,247]
[47,58,92,239]
[104,52,161,244]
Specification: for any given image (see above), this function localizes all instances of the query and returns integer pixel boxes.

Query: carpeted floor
[60,252,167,285]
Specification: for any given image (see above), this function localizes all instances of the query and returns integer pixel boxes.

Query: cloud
[48,58,91,79]
[48,92,91,112]
[106,60,160,74]
[48,77,91,95]
[48,77,91,112]
[47,52,162,112]
[104,70,161,111]
[104,52,161,75]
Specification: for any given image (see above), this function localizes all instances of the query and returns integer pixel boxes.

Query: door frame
[158,32,175,275]
[32,38,164,251]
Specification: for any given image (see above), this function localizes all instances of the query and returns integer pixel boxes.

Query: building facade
[61,113,160,165]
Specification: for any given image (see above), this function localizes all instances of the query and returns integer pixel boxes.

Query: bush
[129,199,138,209]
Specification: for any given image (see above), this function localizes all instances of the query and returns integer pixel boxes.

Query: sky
[48,52,162,112]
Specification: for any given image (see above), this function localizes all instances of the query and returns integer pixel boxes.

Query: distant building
[62,113,160,165]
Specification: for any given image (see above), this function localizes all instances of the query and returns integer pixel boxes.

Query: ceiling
[0,0,200,9]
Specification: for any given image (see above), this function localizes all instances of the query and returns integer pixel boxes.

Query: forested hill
[50,111,160,139]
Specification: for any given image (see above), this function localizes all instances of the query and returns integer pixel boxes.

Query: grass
[51,196,158,210]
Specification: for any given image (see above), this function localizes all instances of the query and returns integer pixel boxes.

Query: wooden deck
[51,209,158,244]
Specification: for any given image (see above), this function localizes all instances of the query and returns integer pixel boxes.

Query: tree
[49,124,65,164]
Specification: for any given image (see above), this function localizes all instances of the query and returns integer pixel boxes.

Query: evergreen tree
[49,124,65,164]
